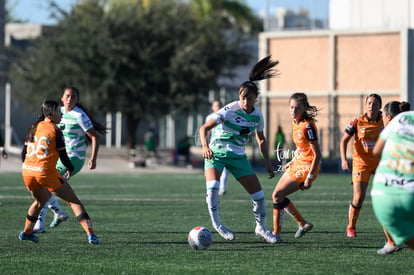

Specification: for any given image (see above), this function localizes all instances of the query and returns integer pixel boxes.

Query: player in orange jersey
[19,100,100,244]
[272,92,321,241]
[340,93,383,238]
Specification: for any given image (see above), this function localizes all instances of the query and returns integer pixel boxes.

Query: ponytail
[27,100,60,142]
[239,56,279,97]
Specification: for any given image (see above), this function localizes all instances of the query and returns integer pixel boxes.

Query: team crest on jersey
[354,172,361,178]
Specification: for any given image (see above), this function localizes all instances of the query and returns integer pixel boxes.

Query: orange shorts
[352,165,376,183]
[286,162,320,183]
[23,174,64,192]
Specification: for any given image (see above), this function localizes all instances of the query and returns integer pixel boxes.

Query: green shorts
[56,157,85,177]
[204,154,255,179]
[371,189,414,245]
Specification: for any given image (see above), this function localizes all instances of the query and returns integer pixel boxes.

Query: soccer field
[0,172,413,274]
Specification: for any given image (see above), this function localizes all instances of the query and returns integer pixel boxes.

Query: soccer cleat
[50,213,69,228]
[295,222,313,238]
[346,227,357,237]
[255,225,279,244]
[32,228,46,234]
[218,189,227,196]
[272,231,284,243]
[377,242,403,255]
[19,231,39,243]
[88,233,100,245]
[214,224,235,241]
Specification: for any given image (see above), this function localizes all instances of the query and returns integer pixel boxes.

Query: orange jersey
[287,119,320,182]
[292,119,318,165]
[22,121,65,177]
[344,113,383,167]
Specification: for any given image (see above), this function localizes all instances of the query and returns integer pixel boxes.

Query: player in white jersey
[206,100,229,196]
[33,87,106,232]
[371,109,414,251]
[199,56,280,243]
[372,101,411,254]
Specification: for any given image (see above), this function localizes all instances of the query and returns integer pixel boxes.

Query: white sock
[33,205,48,230]
[47,195,65,217]
[219,168,229,191]
[251,190,266,228]
[206,180,221,228]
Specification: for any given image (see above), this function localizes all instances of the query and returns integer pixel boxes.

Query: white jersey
[58,106,93,160]
[209,101,264,157]
[206,112,222,138]
[372,111,414,193]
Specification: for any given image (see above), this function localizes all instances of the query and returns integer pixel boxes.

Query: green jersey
[209,101,264,158]
[372,111,414,194]
[58,106,93,160]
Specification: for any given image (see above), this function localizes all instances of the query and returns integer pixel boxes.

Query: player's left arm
[256,131,275,179]
[303,123,321,190]
[86,128,100,170]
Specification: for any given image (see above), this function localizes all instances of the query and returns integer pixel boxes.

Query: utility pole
[0,0,5,81]
[0,0,7,147]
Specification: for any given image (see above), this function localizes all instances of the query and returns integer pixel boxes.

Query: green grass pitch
[1,172,413,274]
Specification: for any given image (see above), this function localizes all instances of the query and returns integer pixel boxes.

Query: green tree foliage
[8,0,256,151]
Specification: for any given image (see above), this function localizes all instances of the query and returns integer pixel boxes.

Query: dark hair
[63,87,107,139]
[383,101,411,117]
[366,93,382,108]
[27,100,60,142]
[212,99,223,108]
[238,56,279,97]
[289,92,319,121]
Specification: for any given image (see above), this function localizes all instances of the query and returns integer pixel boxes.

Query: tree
[8,0,258,155]
[190,0,261,32]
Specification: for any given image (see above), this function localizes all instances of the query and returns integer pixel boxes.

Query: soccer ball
[188,226,212,250]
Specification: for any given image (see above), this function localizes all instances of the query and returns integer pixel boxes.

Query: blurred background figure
[0,133,8,160]
[144,128,158,165]
[206,100,229,195]
[274,125,285,167]
[175,135,192,168]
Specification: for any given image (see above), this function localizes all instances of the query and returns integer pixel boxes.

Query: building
[259,0,414,158]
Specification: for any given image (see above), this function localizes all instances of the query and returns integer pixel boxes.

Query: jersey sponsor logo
[239,127,250,135]
[22,163,44,172]
[383,174,414,188]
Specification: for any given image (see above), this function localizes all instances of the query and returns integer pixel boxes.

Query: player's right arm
[340,118,357,171]
[340,134,352,171]
[199,118,217,159]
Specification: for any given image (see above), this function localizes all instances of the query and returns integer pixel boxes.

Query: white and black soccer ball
[188,226,212,250]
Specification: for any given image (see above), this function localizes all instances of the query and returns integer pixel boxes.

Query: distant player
[19,100,100,244]
[271,92,321,241]
[340,93,383,237]
[205,99,229,196]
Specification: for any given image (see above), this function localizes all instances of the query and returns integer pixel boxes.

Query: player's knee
[273,197,290,209]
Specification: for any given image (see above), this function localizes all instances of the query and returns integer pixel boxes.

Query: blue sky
[11,0,329,25]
